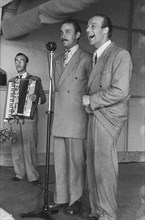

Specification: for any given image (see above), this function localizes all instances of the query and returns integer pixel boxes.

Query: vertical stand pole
[21,42,57,220]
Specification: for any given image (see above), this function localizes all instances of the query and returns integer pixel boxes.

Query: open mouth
[62,39,68,42]
[88,34,95,41]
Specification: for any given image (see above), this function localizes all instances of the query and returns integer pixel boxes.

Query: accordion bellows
[5,78,37,119]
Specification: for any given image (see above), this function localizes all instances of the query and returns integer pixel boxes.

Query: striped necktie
[64,49,70,67]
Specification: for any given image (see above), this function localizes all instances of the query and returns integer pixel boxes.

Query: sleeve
[37,78,46,105]
[90,50,132,110]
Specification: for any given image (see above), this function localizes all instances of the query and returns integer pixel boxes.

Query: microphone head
[46,42,57,51]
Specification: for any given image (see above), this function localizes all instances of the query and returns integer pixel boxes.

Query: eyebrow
[15,59,26,61]
[88,22,97,26]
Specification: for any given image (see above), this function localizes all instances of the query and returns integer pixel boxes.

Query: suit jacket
[52,48,92,138]
[7,73,46,121]
[88,42,132,138]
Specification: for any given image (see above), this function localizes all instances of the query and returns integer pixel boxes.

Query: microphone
[46,42,57,51]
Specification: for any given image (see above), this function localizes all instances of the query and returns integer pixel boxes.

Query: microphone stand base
[21,207,58,220]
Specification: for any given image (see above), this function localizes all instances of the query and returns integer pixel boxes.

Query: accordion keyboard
[5,81,15,119]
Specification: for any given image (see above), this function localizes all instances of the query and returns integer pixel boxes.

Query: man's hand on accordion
[29,94,37,102]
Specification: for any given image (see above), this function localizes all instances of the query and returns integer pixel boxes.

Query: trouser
[53,136,86,206]
[87,115,119,220]
[10,119,39,182]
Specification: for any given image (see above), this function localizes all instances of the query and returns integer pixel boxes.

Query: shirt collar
[64,44,79,63]
[69,44,79,55]
[18,72,27,79]
[96,40,111,58]
[65,44,79,57]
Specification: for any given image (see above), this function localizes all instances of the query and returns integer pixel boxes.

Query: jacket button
[75,77,78,79]
[100,85,102,88]
[67,90,70,93]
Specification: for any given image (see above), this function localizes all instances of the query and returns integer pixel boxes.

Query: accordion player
[5,76,43,119]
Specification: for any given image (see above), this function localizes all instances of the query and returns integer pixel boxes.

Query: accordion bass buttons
[5,79,37,119]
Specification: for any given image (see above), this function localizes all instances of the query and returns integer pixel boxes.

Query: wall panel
[128,97,145,152]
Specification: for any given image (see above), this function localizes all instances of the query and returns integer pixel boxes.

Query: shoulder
[55,53,63,60]
[111,43,131,57]
[28,74,42,82]
[80,48,92,60]
[53,53,63,65]
[9,76,16,82]
[0,68,6,74]
[110,43,132,66]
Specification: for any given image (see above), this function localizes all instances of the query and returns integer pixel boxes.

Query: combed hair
[15,53,29,63]
[96,14,113,38]
[61,18,82,36]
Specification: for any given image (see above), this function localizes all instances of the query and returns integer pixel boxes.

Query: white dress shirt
[93,40,111,66]
[64,44,79,67]
[18,71,27,79]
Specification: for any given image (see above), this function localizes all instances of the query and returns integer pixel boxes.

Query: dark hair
[97,14,113,38]
[61,18,82,37]
[15,53,29,63]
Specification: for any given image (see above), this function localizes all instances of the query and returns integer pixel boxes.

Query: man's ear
[103,27,109,35]
[25,63,28,70]
[76,32,81,40]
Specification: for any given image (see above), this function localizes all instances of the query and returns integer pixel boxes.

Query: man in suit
[49,19,92,215]
[82,14,132,220]
[3,53,46,185]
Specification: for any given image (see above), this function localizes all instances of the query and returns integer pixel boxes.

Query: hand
[3,120,10,130]
[82,95,90,106]
[29,94,37,102]
[85,106,93,114]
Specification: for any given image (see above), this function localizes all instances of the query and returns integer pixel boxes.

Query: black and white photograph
[0,1,145,220]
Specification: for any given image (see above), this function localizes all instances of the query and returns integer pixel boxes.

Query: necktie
[18,74,23,79]
[93,51,97,67]
[64,49,70,67]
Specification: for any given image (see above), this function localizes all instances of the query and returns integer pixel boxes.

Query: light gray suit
[51,48,92,205]
[87,43,132,220]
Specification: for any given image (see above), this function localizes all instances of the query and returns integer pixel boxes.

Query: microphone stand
[21,42,57,220]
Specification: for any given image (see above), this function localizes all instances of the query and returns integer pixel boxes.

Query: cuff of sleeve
[90,96,98,111]
[38,97,41,105]
[3,119,8,122]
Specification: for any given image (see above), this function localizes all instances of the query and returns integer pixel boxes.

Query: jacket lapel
[88,43,114,88]
[57,48,82,87]
[55,57,64,86]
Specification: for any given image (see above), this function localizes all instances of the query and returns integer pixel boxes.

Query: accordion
[5,78,37,119]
